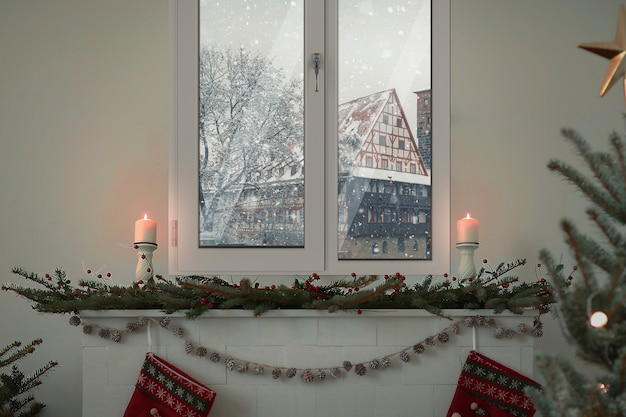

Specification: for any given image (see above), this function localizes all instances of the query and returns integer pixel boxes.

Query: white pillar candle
[134,214,157,244]
[457,213,479,243]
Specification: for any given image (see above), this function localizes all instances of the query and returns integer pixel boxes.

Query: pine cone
[476,316,486,327]
[438,331,450,343]
[286,368,297,379]
[484,317,495,327]
[532,328,544,338]
[449,324,460,334]
[210,352,221,363]
[413,343,425,354]
[238,362,249,373]
[381,357,391,368]
[342,361,353,371]
[517,323,529,333]
[69,316,81,326]
[160,317,170,328]
[83,325,93,335]
[98,328,110,339]
[425,336,436,346]
[330,368,341,378]
[254,365,264,375]
[109,330,122,343]
[354,363,367,376]
[225,358,235,371]
[493,327,505,339]
[369,359,381,370]
[271,368,282,379]
[126,321,139,332]
[137,316,146,326]
[463,317,476,327]
[301,370,314,382]
[505,329,515,339]
[317,370,326,380]
[184,340,193,354]
[196,347,208,357]
[400,351,410,362]
[173,327,184,337]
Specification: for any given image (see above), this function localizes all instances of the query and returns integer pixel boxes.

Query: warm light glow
[590,311,608,328]
[143,213,148,220]
[465,213,471,219]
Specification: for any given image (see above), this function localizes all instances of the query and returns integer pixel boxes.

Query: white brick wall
[80,310,537,417]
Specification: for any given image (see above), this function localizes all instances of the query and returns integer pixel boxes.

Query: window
[398,140,405,150]
[381,159,388,170]
[396,161,403,172]
[169,0,450,275]
[379,135,386,146]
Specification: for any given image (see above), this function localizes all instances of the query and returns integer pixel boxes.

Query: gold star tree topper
[578,4,626,102]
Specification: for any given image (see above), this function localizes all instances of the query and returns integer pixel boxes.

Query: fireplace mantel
[81,309,538,417]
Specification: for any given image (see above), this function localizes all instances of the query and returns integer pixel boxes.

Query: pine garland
[3,258,556,318]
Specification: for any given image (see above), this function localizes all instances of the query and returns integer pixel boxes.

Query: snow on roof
[338,89,393,137]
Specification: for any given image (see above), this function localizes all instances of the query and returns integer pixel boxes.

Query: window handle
[313,53,321,92]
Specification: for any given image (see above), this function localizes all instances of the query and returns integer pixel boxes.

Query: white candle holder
[135,242,157,283]
[456,242,479,280]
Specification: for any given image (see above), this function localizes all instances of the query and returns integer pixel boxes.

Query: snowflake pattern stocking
[123,352,216,417]
[446,351,540,417]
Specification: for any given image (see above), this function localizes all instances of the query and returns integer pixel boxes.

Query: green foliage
[2,258,552,319]
[527,128,626,417]
[0,339,57,417]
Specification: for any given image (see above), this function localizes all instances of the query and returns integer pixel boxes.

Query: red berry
[357,309,362,315]
[87,269,92,274]
[482,258,488,264]
[271,285,276,289]
[567,275,573,280]
[540,277,546,282]
[106,272,111,277]
[468,277,473,282]
[384,274,389,279]
[443,273,448,278]
[351,272,356,278]
[134,244,139,249]
[201,298,207,305]
[537,263,541,268]
[573,266,578,271]
[312,273,320,280]
[354,287,359,292]
[452,276,457,281]
[97,274,102,279]
[141,254,146,259]
[137,280,144,284]
[146,268,151,273]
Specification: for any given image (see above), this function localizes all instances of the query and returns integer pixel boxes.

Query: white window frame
[168,0,450,276]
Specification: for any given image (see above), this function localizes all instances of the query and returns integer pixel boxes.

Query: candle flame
[465,213,471,219]
[143,213,148,220]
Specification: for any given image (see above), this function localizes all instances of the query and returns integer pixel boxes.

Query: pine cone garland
[159,317,170,328]
[286,368,297,379]
[184,340,193,354]
[83,325,93,335]
[438,331,450,343]
[381,357,391,368]
[317,370,326,380]
[126,321,139,332]
[517,323,529,333]
[196,347,208,357]
[342,361,353,371]
[484,317,495,327]
[254,365,264,375]
[369,359,381,370]
[272,368,282,379]
[400,351,410,362]
[425,336,436,346]
[238,362,249,373]
[69,316,81,326]
[98,328,110,339]
[172,327,184,337]
[330,368,341,378]
[225,358,235,371]
[449,324,460,334]
[210,352,221,363]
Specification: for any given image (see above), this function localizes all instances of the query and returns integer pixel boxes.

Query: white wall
[0,0,622,415]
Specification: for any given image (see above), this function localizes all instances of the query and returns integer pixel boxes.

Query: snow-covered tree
[198,46,304,242]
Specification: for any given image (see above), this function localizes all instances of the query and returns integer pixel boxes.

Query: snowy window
[169,0,450,275]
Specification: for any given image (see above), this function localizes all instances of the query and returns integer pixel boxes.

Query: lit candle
[134,214,157,244]
[457,213,479,243]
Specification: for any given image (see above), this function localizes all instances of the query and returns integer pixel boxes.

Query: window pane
[337,0,432,260]
[198,0,304,248]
